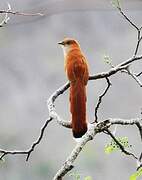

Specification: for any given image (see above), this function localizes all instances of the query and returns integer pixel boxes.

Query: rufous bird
[58,38,89,138]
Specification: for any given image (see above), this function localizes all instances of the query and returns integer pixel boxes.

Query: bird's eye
[66,41,71,45]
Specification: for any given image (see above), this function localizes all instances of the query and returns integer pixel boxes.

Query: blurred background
[0,0,142,179]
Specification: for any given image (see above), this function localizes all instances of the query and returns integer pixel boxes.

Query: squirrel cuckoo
[58,38,89,138]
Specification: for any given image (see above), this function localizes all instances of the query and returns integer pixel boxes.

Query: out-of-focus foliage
[104,137,130,154]
[69,172,81,180]
[129,167,142,180]
[111,0,121,9]
[69,172,93,180]
[84,176,93,180]
[103,54,113,67]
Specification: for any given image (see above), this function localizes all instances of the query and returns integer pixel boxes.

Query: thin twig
[0,3,11,27]
[107,117,142,169]
[94,77,111,123]
[0,3,44,17]
[134,30,142,57]
[89,55,142,81]
[114,1,142,57]
[110,117,142,142]
[135,122,142,142]
[136,72,142,77]
[0,83,71,161]
[137,111,142,169]
[89,65,128,80]
[116,4,139,31]
[109,117,142,146]
[0,3,44,27]
[126,68,142,87]
[0,10,44,16]
[139,153,142,162]
[118,55,142,67]
[105,129,138,160]
[0,117,52,161]
[26,117,53,161]
[136,120,142,169]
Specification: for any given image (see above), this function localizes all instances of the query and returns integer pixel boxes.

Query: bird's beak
[58,41,64,45]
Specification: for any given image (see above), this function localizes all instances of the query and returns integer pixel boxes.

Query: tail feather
[70,79,87,138]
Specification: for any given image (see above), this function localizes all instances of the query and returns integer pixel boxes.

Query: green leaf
[84,176,93,180]
[105,145,114,154]
[129,167,142,180]
[103,54,114,67]
[69,172,81,180]
[69,172,93,180]
[103,54,111,63]
[104,137,130,154]
[111,0,121,9]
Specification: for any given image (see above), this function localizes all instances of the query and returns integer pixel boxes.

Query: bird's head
[58,38,80,56]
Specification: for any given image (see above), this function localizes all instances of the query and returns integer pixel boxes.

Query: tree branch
[26,117,53,161]
[0,3,11,27]
[0,10,44,16]
[109,118,142,143]
[114,0,142,57]
[125,68,142,87]
[0,117,52,161]
[104,129,138,160]
[89,55,142,81]
[136,72,142,77]
[53,118,142,179]
[134,30,142,57]
[53,120,111,180]
[47,82,71,128]
[0,83,71,160]
[94,77,111,123]
[0,3,44,27]
[117,5,139,31]
[0,3,44,17]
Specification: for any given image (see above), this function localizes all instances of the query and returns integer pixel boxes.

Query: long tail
[70,79,87,138]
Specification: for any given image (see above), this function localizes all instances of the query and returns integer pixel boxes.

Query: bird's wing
[72,55,89,85]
